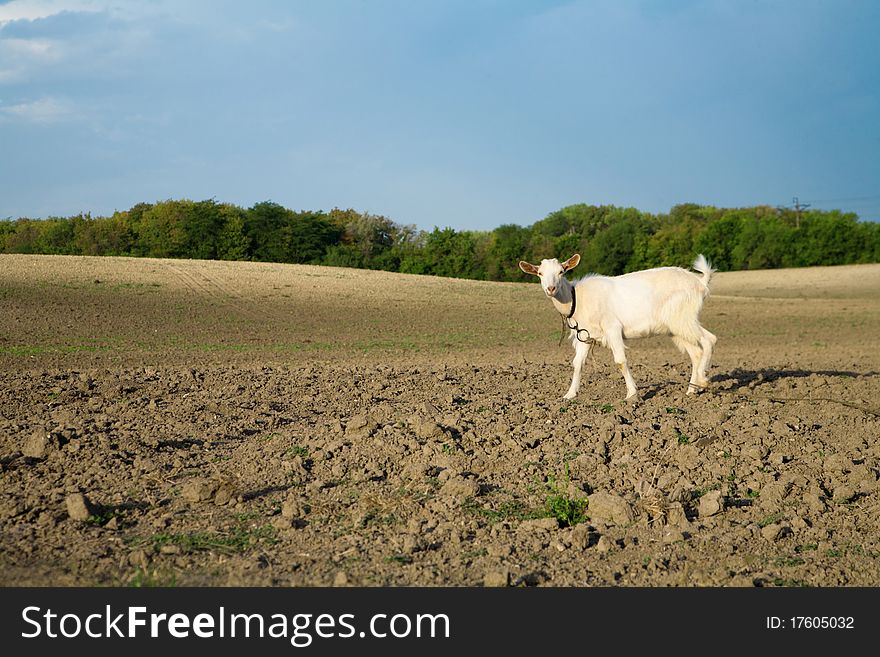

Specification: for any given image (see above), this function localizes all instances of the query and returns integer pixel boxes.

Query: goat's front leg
[607,328,639,400]
[563,339,592,399]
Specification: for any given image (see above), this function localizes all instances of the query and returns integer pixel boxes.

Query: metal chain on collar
[556,285,597,347]
[559,315,598,347]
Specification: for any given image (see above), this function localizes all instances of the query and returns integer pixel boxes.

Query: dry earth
[1,254,879,587]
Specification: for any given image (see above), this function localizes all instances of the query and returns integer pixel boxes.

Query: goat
[518,254,717,400]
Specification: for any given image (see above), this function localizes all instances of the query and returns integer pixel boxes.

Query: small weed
[676,431,691,445]
[130,521,277,555]
[384,554,413,565]
[462,498,541,523]
[794,543,818,553]
[771,577,808,587]
[129,568,177,588]
[598,404,615,413]
[441,443,455,454]
[544,465,588,528]
[757,512,783,528]
[692,483,720,499]
[285,445,309,459]
[665,406,686,415]
[364,512,397,527]
[545,493,588,528]
[746,489,760,499]
[462,548,488,560]
[86,509,122,527]
[775,556,806,567]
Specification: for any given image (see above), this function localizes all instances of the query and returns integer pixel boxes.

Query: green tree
[138,200,192,257]
[693,211,744,271]
[488,223,531,281]
[584,217,638,275]
[280,212,341,264]
[403,227,484,279]
[217,204,250,261]
[245,201,293,263]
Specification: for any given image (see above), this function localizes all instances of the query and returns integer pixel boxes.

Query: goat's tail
[692,254,716,288]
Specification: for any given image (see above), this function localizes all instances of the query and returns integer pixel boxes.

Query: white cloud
[2,35,54,54]
[0,35,62,82]
[0,96,75,123]
[0,0,106,25]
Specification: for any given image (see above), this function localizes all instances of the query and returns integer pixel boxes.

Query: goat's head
[519,254,580,298]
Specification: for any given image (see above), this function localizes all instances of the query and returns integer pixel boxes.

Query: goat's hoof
[563,393,576,400]
[624,392,641,404]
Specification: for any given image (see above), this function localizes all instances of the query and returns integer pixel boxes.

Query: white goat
[519,254,717,400]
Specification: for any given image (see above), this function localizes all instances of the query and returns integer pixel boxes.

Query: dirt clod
[65,493,94,522]
[483,570,510,587]
[587,492,634,526]
[698,490,724,517]
[22,432,51,459]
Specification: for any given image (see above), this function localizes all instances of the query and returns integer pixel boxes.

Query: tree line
[2,199,878,279]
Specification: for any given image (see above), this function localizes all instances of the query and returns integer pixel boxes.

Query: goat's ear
[562,254,581,272]
[519,261,539,276]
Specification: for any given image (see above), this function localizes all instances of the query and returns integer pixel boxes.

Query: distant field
[1,254,879,586]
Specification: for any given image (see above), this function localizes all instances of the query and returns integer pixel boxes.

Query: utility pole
[791,196,810,228]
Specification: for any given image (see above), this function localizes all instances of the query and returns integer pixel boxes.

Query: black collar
[567,285,577,319]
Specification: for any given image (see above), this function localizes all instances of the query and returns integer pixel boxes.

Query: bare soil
[1,254,879,586]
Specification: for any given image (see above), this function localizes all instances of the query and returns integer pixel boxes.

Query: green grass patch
[544,493,588,528]
[384,554,413,565]
[284,445,309,459]
[775,556,806,567]
[128,568,177,587]
[770,577,809,587]
[86,509,123,527]
[0,343,109,356]
[129,522,277,555]
[757,512,783,528]
[462,498,542,523]
[543,465,588,528]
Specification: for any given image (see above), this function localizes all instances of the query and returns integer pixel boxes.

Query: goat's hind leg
[563,339,592,400]
[696,327,717,389]
[672,335,704,395]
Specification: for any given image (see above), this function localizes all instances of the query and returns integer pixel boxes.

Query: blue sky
[1,0,878,231]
